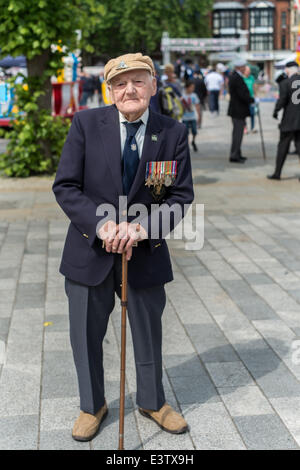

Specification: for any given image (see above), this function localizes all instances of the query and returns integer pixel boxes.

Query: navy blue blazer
[52,105,194,288]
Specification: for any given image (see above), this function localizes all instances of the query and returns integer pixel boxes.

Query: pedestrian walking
[183,58,195,81]
[275,71,297,156]
[268,61,300,180]
[158,63,183,121]
[79,70,96,106]
[193,70,207,128]
[52,52,194,443]
[204,66,224,115]
[227,59,254,163]
[243,65,257,134]
[182,79,201,152]
[162,63,182,97]
[94,72,104,107]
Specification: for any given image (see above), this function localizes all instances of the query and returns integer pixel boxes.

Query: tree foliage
[0,0,213,176]
[0,0,104,176]
[83,0,213,59]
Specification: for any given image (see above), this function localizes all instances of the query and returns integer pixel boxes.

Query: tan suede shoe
[139,403,189,434]
[72,401,108,442]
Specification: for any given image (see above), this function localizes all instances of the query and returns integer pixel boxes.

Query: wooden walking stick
[118,228,139,450]
[256,102,267,162]
[118,251,128,450]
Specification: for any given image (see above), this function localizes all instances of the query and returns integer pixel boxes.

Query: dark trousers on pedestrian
[65,255,166,415]
[209,90,220,114]
[249,104,255,131]
[230,118,245,160]
[79,90,93,106]
[273,130,300,177]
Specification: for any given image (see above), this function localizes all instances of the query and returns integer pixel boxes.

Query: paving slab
[233,414,298,450]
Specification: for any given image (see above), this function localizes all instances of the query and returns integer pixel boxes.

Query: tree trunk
[27,48,53,169]
[81,49,94,66]
[27,48,52,112]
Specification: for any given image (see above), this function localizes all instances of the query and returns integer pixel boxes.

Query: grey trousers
[65,255,166,415]
[230,118,246,160]
[273,130,300,177]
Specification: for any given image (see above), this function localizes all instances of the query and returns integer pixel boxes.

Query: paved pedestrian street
[0,102,300,450]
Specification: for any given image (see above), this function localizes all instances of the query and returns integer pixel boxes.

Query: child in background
[182,80,201,152]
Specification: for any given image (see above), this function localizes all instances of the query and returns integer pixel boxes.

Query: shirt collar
[119,108,149,126]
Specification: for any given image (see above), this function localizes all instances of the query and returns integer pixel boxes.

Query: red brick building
[210,1,293,78]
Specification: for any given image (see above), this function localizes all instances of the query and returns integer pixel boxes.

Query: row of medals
[145,173,175,195]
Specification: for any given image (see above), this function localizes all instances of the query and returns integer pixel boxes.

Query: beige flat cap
[104,53,155,83]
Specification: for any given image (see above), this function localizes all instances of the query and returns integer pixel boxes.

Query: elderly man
[228,59,254,163]
[52,53,194,442]
[268,61,300,180]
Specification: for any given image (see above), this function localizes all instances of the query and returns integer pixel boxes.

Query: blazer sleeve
[140,124,194,253]
[274,79,289,114]
[52,112,104,247]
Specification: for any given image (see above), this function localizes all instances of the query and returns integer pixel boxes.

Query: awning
[0,55,26,68]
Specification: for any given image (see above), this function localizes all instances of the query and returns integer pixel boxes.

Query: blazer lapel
[98,105,123,196]
[128,109,163,203]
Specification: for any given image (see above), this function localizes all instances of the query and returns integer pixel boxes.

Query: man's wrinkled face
[108,70,157,120]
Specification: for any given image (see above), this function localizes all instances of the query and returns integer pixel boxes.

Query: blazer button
[121,210,127,216]
[83,233,89,238]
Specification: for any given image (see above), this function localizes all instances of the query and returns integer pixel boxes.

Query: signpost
[161,31,248,64]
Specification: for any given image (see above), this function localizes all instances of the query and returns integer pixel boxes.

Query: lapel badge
[116,61,128,70]
[151,134,158,142]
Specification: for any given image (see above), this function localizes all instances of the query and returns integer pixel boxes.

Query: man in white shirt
[204,67,224,115]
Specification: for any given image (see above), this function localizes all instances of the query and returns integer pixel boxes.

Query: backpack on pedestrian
[158,85,184,121]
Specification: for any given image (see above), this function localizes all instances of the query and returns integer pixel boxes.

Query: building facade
[210,0,293,79]
[291,3,300,51]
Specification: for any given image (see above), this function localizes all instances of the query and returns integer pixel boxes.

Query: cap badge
[116,61,128,70]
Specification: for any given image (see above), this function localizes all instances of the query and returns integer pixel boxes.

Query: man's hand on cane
[99,221,148,261]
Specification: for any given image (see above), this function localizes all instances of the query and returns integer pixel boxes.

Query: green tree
[83,0,213,60]
[0,0,104,176]
[121,0,213,54]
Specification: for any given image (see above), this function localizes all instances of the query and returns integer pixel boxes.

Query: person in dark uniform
[227,59,254,163]
[268,61,300,180]
[193,70,207,128]
[52,53,194,442]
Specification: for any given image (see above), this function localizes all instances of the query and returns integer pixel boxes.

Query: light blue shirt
[119,108,149,159]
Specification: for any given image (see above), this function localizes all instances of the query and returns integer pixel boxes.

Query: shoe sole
[72,409,108,442]
[138,408,189,435]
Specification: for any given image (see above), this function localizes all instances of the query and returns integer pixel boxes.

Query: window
[250,34,273,51]
[249,7,274,51]
[281,11,287,29]
[249,9,273,28]
[213,10,242,36]
[281,34,286,50]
